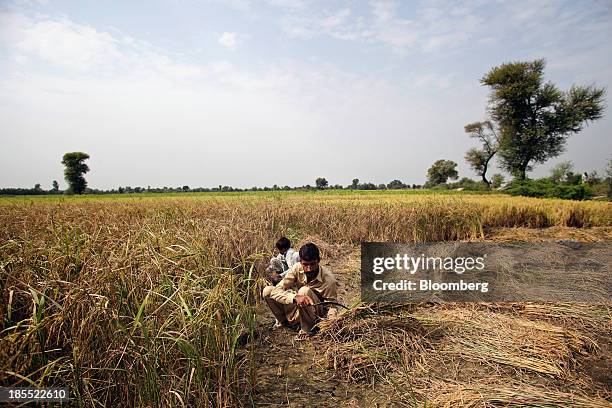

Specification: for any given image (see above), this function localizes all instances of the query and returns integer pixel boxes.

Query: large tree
[426,159,458,186]
[481,59,605,180]
[464,120,499,187]
[62,152,90,194]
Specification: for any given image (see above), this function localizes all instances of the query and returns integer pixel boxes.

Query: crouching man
[262,242,338,341]
[266,237,301,285]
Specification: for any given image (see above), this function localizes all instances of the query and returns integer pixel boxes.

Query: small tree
[61,152,90,194]
[464,120,499,187]
[52,180,59,193]
[387,179,405,189]
[360,182,377,190]
[550,161,574,183]
[426,160,458,186]
[481,59,605,180]
[351,178,359,189]
[490,174,505,189]
[315,177,328,189]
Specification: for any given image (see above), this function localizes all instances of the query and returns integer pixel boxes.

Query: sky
[1,0,611,189]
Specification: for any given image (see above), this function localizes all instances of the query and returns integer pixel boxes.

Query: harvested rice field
[1,191,610,407]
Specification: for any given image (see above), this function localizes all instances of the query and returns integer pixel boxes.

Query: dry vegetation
[0,192,610,407]
[319,302,611,407]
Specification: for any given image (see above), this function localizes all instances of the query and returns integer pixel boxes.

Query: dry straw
[1,193,610,406]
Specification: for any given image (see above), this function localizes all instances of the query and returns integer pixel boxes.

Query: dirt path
[251,227,612,407]
[252,245,380,407]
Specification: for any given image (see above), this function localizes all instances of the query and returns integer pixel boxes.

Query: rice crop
[0,192,610,407]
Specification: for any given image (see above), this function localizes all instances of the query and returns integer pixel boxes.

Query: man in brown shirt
[262,243,338,340]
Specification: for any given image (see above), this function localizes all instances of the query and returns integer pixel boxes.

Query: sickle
[309,301,349,310]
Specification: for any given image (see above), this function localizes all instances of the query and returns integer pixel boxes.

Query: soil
[251,228,612,407]
[252,246,377,407]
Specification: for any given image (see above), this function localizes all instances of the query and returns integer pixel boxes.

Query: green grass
[0,188,496,202]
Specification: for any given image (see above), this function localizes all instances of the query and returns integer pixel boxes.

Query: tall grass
[0,193,610,406]
[1,201,268,406]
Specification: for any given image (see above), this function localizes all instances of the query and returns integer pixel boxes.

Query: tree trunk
[482,155,493,188]
[481,174,491,188]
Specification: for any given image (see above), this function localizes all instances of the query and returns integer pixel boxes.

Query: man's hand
[268,273,282,285]
[294,294,314,307]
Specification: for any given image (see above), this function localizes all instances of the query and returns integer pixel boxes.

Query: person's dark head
[299,243,320,277]
[275,237,291,254]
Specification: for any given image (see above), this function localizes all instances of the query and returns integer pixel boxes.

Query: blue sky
[1,0,611,189]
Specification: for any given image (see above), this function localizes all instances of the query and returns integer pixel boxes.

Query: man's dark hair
[275,237,291,251]
[299,243,320,262]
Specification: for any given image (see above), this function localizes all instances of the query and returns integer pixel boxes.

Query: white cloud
[218,31,238,50]
[279,0,481,54]
[422,32,468,52]
[409,72,458,90]
[6,0,49,6]
[11,16,123,70]
[264,0,308,8]
[282,8,365,41]
[0,12,224,82]
[213,0,309,11]
[320,8,351,28]
[11,54,29,64]
[274,0,610,68]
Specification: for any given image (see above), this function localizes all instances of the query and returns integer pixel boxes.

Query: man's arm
[269,264,299,304]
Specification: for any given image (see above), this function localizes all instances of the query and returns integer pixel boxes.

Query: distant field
[1,191,610,406]
[2,190,610,226]
[0,188,497,202]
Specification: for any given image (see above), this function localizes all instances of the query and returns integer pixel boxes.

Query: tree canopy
[481,59,605,180]
[315,177,328,189]
[387,179,406,189]
[62,152,90,194]
[426,159,458,186]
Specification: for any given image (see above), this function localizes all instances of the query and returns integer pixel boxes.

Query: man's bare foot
[294,330,312,341]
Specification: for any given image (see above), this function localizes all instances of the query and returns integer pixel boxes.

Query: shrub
[505,179,593,200]
[449,178,490,191]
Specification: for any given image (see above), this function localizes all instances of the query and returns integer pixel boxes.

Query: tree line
[0,177,426,196]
